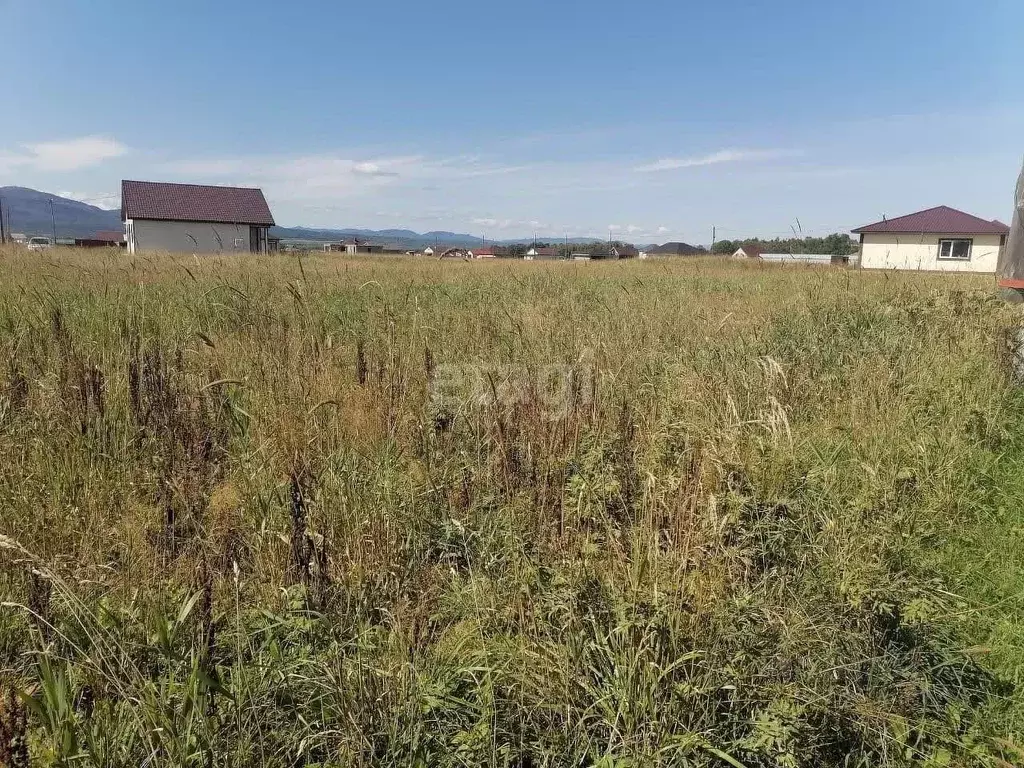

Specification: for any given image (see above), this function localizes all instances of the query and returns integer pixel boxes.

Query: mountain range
[0,187,608,247]
[0,186,121,239]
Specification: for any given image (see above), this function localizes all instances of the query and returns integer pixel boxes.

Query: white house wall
[860,233,1003,273]
[126,219,264,254]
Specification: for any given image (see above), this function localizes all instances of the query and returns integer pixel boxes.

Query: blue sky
[1,0,1022,242]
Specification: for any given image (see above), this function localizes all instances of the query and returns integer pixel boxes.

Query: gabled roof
[734,244,763,257]
[121,180,275,226]
[851,205,1008,235]
[471,244,509,256]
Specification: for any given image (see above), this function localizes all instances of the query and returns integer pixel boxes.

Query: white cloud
[634,148,794,173]
[58,190,121,210]
[19,136,128,171]
[352,161,398,177]
[0,136,128,175]
[657,226,670,234]
[471,217,515,230]
[161,152,528,204]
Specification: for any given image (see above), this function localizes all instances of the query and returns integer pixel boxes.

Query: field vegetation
[0,247,1023,766]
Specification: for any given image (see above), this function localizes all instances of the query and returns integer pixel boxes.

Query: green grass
[0,247,1022,766]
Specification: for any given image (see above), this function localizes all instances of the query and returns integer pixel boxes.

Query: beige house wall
[859,232,1004,273]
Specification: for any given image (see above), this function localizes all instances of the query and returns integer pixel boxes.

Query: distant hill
[270,225,602,249]
[0,187,121,239]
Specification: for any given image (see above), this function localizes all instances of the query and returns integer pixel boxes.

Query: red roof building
[471,245,508,258]
[852,206,1009,273]
[852,206,1008,236]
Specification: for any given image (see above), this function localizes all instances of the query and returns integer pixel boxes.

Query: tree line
[491,233,858,258]
[711,233,858,256]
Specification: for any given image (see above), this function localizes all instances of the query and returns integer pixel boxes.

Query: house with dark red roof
[851,206,1009,272]
[469,244,509,258]
[731,244,763,259]
[121,180,275,255]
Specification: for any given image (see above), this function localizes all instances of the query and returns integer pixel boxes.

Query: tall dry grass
[0,247,1022,766]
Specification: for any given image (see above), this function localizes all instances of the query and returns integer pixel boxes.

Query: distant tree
[506,243,527,257]
[712,239,736,254]
[823,232,857,255]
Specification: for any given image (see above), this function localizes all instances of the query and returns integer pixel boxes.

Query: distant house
[422,246,435,256]
[325,239,383,254]
[651,241,704,256]
[525,246,559,259]
[852,206,1009,272]
[732,244,763,259]
[571,252,592,261]
[122,180,275,254]
[612,245,638,259]
[470,245,509,258]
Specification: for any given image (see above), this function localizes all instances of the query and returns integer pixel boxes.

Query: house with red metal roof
[469,244,509,258]
[121,180,275,255]
[852,206,1009,273]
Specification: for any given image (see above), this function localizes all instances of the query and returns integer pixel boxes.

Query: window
[233,238,246,249]
[938,238,971,261]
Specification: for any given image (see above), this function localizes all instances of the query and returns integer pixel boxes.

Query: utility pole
[710,225,716,254]
[49,199,58,243]
[0,196,6,245]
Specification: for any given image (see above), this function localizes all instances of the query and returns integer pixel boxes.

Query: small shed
[760,253,838,266]
[75,230,124,248]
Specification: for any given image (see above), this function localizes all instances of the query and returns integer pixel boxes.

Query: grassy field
[1,247,1023,767]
